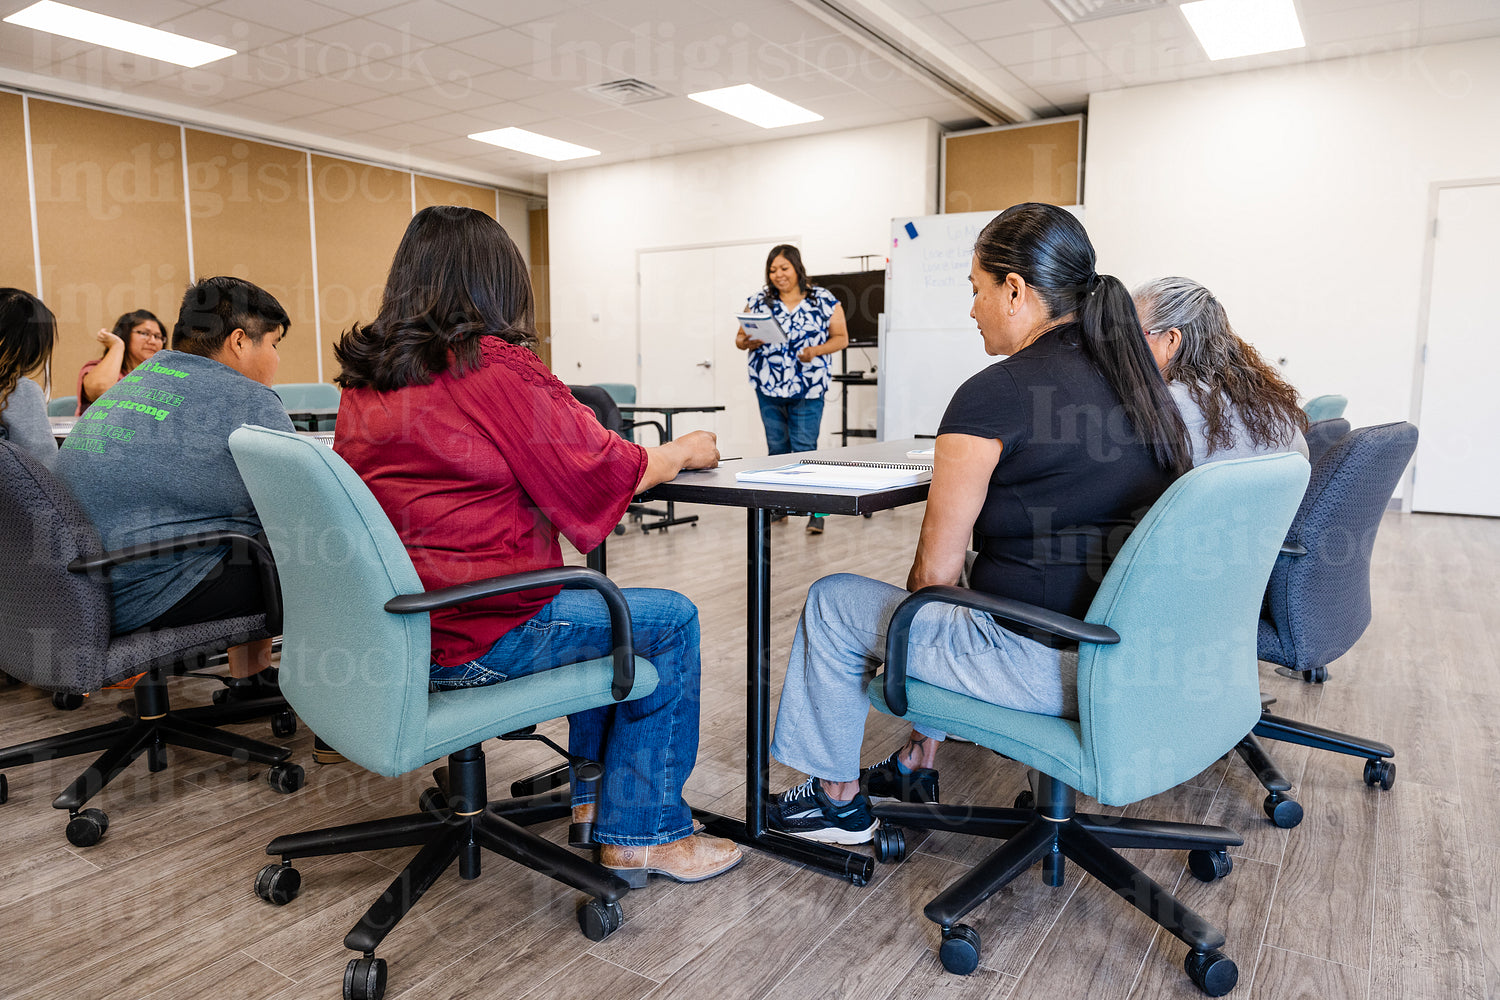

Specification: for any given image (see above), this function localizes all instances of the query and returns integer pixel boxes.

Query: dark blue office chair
[1233,422,1418,826]
[1304,417,1350,466]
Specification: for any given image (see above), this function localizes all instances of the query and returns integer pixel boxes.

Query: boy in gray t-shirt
[55,276,295,686]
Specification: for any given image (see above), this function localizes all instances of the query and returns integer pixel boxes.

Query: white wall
[1084,36,1500,435]
[494,191,532,265]
[547,118,940,437]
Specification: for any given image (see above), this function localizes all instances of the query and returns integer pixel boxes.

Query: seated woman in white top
[0,287,59,468]
[1134,276,1308,465]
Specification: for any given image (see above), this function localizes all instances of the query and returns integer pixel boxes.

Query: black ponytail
[1079,273,1192,477]
[974,204,1191,478]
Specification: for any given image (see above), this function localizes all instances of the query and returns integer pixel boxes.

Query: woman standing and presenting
[76,309,166,413]
[734,244,848,533]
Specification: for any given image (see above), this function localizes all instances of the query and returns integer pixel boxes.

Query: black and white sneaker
[860,752,940,803]
[767,778,878,844]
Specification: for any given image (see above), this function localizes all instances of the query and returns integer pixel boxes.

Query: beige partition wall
[310,155,411,381]
[528,207,550,369]
[414,174,495,215]
[186,131,319,383]
[29,99,190,398]
[0,93,36,295]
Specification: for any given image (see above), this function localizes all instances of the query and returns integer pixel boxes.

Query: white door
[1413,184,1500,516]
[638,242,790,459]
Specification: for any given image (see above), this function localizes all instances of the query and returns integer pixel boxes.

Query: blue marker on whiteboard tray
[904,222,919,239]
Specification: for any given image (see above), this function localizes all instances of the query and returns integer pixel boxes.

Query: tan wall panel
[311,155,411,381]
[414,174,494,216]
[30,100,189,402]
[0,93,36,297]
[943,120,1081,214]
[528,207,550,369]
[186,131,319,383]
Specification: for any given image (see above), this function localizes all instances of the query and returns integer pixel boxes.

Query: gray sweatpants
[770,572,1078,783]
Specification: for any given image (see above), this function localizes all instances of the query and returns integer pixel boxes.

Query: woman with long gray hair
[1134,276,1308,466]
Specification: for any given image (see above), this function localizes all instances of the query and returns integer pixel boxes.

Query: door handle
[696,360,712,368]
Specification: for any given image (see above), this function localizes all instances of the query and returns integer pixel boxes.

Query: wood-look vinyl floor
[0,504,1494,1000]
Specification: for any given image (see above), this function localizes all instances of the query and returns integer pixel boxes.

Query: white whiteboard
[879,207,1085,440]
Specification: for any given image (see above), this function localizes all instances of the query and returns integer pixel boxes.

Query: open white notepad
[734,461,932,490]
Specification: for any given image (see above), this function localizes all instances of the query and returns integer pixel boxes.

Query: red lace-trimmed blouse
[335,339,647,667]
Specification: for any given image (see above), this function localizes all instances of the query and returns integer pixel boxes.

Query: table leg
[691,506,874,885]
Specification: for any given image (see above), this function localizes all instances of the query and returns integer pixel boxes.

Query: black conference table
[636,438,932,884]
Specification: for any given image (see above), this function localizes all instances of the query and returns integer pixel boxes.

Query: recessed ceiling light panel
[2,1,235,68]
[468,127,600,162]
[686,85,822,129]
[1180,0,1305,60]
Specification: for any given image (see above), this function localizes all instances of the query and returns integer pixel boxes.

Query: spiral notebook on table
[734,460,931,490]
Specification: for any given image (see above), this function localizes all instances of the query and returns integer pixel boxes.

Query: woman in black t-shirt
[765,203,1192,845]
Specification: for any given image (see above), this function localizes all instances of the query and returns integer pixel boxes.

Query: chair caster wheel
[874,826,906,864]
[613,524,626,536]
[271,710,297,738]
[52,691,85,710]
[212,687,229,705]
[267,763,305,794]
[65,807,109,847]
[254,862,301,905]
[1184,948,1238,996]
[1014,789,1035,810]
[1306,665,1328,684]
[938,924,981,975]
[1264,792,1303,828]
[418,787,449,815]
[1187,849,1233,882]
[578,899,624,941]
[344,956,387,1000]
[1364,758,1395,790]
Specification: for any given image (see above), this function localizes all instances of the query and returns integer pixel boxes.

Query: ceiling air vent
[584,78,672,106]
[1046,0,1168,22]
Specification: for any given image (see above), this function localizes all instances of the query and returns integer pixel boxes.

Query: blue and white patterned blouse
[742,286,840,399]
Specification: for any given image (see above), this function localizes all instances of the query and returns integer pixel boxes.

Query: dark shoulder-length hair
[335,205,537,391]
[764,243,811,300]
[1134,276,1307,453]
[974,203,1191,478]
[0,287,57,410]
[107,309,164,371]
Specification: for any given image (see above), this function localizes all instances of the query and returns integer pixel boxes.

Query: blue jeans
[429,588,701,846]
[756,391,825,455]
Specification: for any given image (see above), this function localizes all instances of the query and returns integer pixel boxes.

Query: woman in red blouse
[333,205,742,888]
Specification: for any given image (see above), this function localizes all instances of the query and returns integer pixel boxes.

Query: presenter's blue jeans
[429,587,700,847]
[756,391,824,455]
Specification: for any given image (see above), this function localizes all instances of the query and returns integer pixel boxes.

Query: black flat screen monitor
[809,269,884,345]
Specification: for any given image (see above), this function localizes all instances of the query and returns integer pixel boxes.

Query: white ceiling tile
[941,0,1066,42]
[1421,0,1500,28]
[217,86,339,119]
[599,0,721,30]
[946,41,1000,71]
[88,0,198,24]
[978,26,1090,67]
[348,91,445,121]
[463,67,559,101]
[447,0,580,26]
[366,0,503,44]
[444,28,543,69]
[278,74,390,106]
[1303,1,1421,43]
[1008,49,1115,89]
[312,0,406,13]
[1068,7,1194,50]
[1418,17,1500,44]
[305,16,420,56]
[158,9,292,52]
[210,0,352,35]
[367,118,450,143]
[0,26,58,70]
[285,103,393,134]
[913,13,970,48]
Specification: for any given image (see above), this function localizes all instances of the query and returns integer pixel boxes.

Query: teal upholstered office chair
[228,425,658,1000]
[1301,394,1347,423]
[868,453,1310,997]
[46,395,77,416]
[272,382,340,431]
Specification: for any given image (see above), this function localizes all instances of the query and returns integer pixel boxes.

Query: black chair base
[256,744,630,1000]
[0,667,298,846]
[1231,709,1396,826]
[873,775,1243,997]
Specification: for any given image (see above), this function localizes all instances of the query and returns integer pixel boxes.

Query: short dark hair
[173,276,290,358]
[0,287,57,410]
[335,205,536,391]
[764,244,811,299]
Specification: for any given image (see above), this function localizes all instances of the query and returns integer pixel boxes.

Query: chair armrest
[384,566,637,701]
[68,531,282,636]
[882,585,1119,717]
[1280,541,1307,557]
[622,418,667,447]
